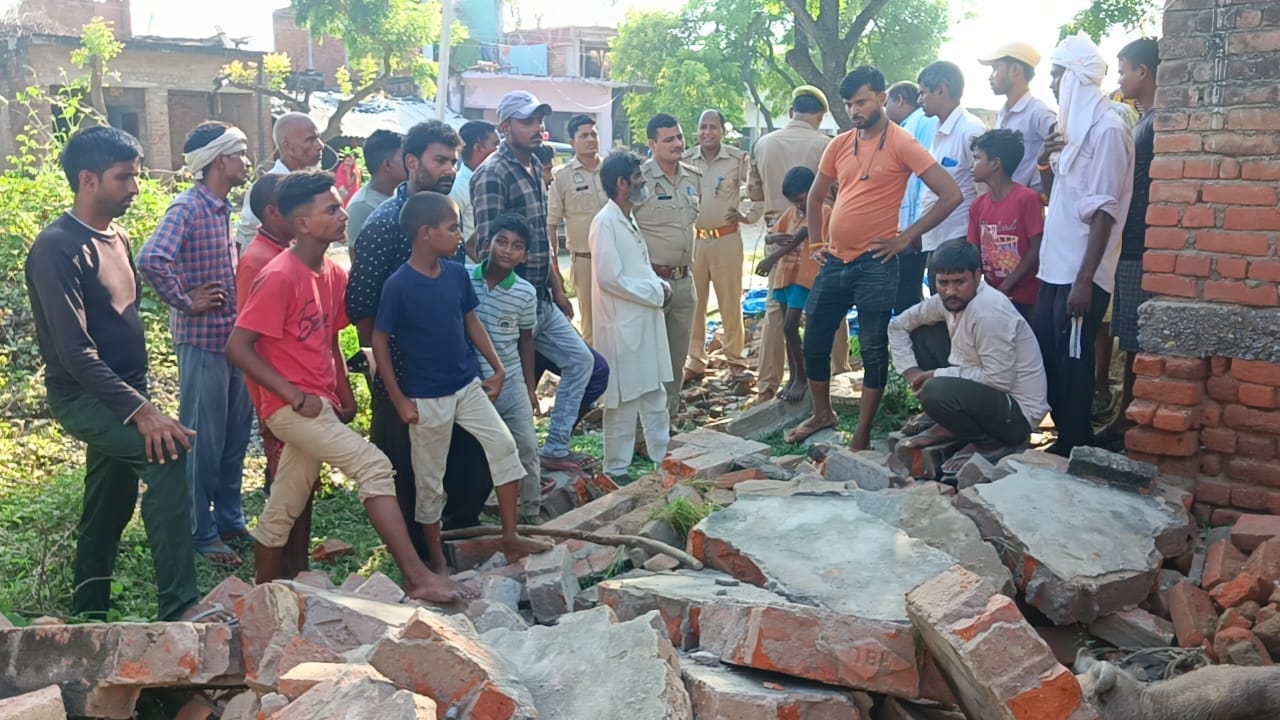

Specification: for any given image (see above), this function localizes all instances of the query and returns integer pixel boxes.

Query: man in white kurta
[589,152,673,477]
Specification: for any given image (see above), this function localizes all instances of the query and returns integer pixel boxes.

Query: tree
[69,17,123,122]
[1059,0,1158,42]
[218,0,466,141]
[610,10,746,144]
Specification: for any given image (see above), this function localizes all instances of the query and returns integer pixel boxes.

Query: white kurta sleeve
[590,215,666,309]
[888,294,949,372]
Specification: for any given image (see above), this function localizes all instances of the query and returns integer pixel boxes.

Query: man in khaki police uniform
[682,109,761,382]
[548,114,608,344]
[634,113,700,423]
[747,86,851,401]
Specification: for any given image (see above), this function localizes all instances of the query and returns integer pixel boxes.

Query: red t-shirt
[236,250,350,421]
[236,231,290,414]
[967,184,1044,305]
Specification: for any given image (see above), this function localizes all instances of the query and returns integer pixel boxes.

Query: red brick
[1243,538,1280,586]
[1144,273,1199,298]
[1165,357,1211,381]
[1271,492,1280,516]
[1202,182,1279,206]
[1242,159,1280,181]
[1167,582,1218,647]
[1217,256,1250,279]
[1143,251,1178,273]
[1233,360,1280,387]
[1203,538,1248,589]
[1235,515,1280,552]
[1240,383,1279,409]
[1146,204,1181,227]
[1153,405,1202,432]
[1225,404,1280,435]
[1150,156,1184,179]
[1236,432,1278,460]
[1124,427,1201,457]
[1126,451,1159,465]
[1212,357,1232,376]
[1194,230,1272,256]
[1155,132,1203,153]
[1202,426,1238,453]
[1195,476,1235,506]
[1132,354,1166,378]
[1151,181,1202,203]
[1175,254,1212,277]
[1231,483,1272,511]
[1203,401,1223,426]
[1182,156,1220,179]
[1210,573,1266,609]
[1202,452,1224,476]
[1212,626,1273,666]
[1224,457,1280,489]
[1207,375,1241,403]
[1133,377,1205,405]
[713,467,766,489]
[1160,456,1204,479]
[1181,206,1217,228]
[1225,207,1280,231]
[1226,107,1280,130]
[1248,260,1280,283]
[1145,227,1193,250]
[1205,130,1280,156]
[1219,158,1241,179]
[1204,280,1279,308]
[1213,508,1245,526]
[1125,399,1159,425]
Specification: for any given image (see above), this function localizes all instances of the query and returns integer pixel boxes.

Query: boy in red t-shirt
[755,166,829,402]
[227,171,473,604]
[967,129,1043,321]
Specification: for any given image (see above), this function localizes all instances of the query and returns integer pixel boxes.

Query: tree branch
[841,0,893,50]
[780,0,821,46]
[225,80,308,113]
[319,71,389,140]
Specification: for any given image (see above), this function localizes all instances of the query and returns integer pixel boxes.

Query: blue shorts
[772,284,810,311]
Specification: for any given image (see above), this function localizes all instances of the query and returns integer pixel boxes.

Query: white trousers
[603,387,670,475]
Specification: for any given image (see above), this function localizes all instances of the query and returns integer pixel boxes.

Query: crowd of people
[22,29,1160,621]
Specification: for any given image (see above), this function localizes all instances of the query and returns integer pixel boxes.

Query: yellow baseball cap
[978,42,1042,68]
[791,85,829,113]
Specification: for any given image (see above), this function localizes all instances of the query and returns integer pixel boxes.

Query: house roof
[304,91,470,138]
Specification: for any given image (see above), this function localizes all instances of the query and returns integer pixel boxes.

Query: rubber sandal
[184,602,239,626]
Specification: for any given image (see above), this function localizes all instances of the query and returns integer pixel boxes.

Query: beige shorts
[251,402,396,547]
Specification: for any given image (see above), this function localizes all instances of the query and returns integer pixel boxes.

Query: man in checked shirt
[138,121,255,567]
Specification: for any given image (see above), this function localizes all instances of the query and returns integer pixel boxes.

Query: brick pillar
[142,87,172,171]
[1126,0,1280,522]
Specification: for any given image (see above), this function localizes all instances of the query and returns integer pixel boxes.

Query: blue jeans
[535,345,609,421]
[533,299,595,458]
[803,253,898,388]
[176,343,253,548]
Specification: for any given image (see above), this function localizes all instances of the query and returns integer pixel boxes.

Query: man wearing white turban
[1031,34,1135,457]
[138,122,255,566]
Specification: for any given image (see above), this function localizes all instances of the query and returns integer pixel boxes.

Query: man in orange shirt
[786,66,963,450]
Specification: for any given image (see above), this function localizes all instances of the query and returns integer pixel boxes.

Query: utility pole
[436,0,454,121]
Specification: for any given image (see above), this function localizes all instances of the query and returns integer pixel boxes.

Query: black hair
[275,170,336,218]
[971,129,1025,180]
[567,114,595,139]
[887,81,920,107]
[183,121,232,154]
[699,109,726,128]
[491,212,531,247]
[646,113,679,141]
[781,166,815,198]
[1012,59,1036,82]
[839,66,886,99]
[1118,37,1161,74]
[248,173,285,221]
[61,126,144,192]
[399,190,457,237]
[363,129,403,175]
[918,61,965,99]
[533,145,555,166]
[459,120,497,158]
[929,238,982,275]
[791,93,825,115]
[403,120,461,171]
[601,150,643,200]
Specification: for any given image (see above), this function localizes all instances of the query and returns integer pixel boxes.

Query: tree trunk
[319,73,389,140]
[84,56,106,127]
[745,75,773,133]
[781,0,893,132]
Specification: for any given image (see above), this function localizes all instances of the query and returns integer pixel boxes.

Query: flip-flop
[784,418,837,444]
[195,542,243,568]
[540,454,583,473]
[184,602,239,626]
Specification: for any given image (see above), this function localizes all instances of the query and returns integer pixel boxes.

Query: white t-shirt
[919,106,987,251]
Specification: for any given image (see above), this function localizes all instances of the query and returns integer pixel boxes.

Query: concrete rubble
[0,685,65,720]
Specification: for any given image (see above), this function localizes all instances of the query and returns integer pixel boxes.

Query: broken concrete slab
[1089,608,1176,648]
[525,545,577,623]
[466,600,529,634]
[1067,446,1157,492]
[725,396,812,441]
[829,371,864,414]
[353,572,407,605]
[0,685,65,720]
[369,607,536,718]
[540,476,662,533]
[274,669,437,720]
[990,450,1069,481]
[483,607,692,719]
[220,690,260,720]
[276,636,346,679]
[956,466,1195,624]
[277,662,387,701]
[682,663,872,719]
[955,454,995,490]
[878,697,967,720]
[823,449,897,491]
[906,565,1100,720]
[282,582,419,655]
[732,475,853,499]
[663,428,771,483]
[688,493,970,623]
[238,582,303,692]
[598,570,795,650]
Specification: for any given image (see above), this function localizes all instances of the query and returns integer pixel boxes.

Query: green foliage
[653,498,719,542]
[69,17,125,69]
[1060,0,1159,42]
[855,0,950,84]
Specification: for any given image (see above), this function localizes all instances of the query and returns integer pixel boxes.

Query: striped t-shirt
[468,262,538,379]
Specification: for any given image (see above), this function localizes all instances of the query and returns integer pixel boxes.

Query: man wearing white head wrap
[1030,33,1135,457]
[138,121,255,566]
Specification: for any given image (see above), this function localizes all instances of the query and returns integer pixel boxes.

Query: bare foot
[941,443,979,474]
[899,423,959,449]
[503,534,554,561]
[784,414,838,443]
[778,379,809,403]
[540,454,583,473]
[404,572,478,604]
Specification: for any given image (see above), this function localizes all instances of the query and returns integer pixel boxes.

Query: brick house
[1125,0,1280,520]
[271,7,347,88]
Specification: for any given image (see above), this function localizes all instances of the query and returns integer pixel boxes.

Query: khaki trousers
[756,269,852,397]
[664,275,696,421]
[570,253,594,345]
[687,233,747,373]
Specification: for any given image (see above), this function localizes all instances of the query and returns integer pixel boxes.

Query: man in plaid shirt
[472,91,606,473]
[138,121,254,566]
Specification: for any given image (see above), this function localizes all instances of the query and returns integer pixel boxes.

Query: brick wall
[1126,0,1280,521]
[17,0,132,38]
[271,8,346,87]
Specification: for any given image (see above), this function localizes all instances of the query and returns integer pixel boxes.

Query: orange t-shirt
[773,204,829,291]
[819,122,936,261]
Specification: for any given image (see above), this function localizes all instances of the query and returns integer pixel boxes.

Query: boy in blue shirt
[468,214,544,516]
[372,192,551,575]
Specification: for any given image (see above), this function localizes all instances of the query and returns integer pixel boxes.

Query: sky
[8,0,1157,113]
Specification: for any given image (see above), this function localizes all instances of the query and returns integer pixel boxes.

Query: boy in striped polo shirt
[469,214,544,515]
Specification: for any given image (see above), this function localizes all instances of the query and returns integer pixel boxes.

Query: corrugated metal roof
[305,91,470,138]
